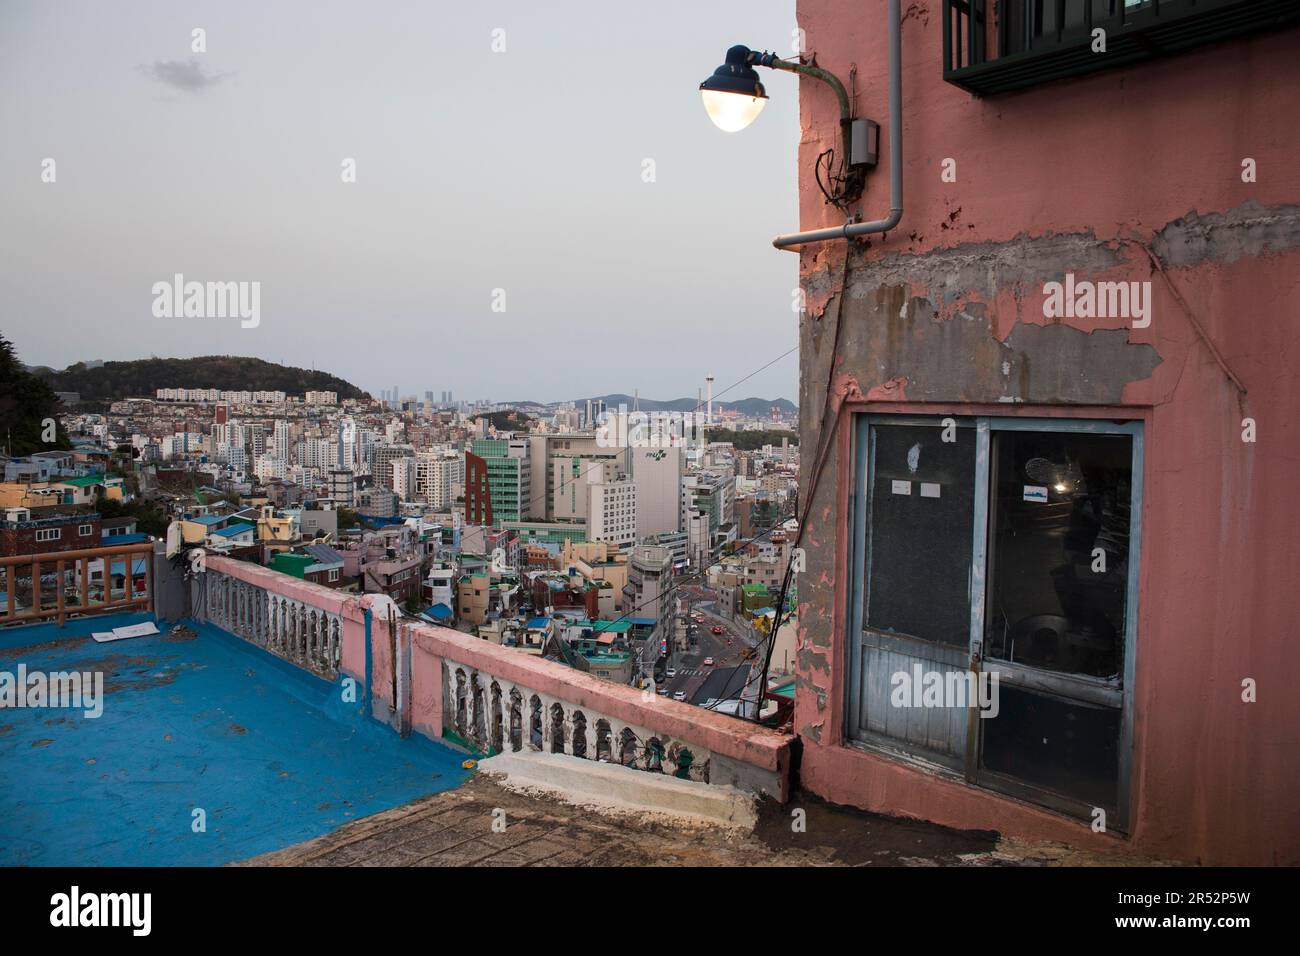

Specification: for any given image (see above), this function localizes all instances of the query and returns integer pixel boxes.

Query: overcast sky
[0,0,800,404]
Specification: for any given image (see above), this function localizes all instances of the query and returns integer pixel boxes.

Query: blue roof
[526,617,550,629]
[359,515,403,527]
[108,559,148,575]
[189,515,226,526]
[102,532,150,544]
[420,604,453,622]
[211,525,252,538]
[302,543,344,564]
[628,617,656,626]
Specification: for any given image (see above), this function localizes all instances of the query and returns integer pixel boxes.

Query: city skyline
[0,0,800,404]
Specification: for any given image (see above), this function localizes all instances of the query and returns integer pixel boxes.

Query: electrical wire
[815,147,853,212]
[459,326,806,719]
[536,343,800,511]
[753,244,855,711]
[582,503,800,637]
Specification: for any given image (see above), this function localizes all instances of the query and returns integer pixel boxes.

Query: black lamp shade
[699,45,768,99]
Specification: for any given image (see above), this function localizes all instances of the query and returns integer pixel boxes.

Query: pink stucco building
[788,0,1299,865]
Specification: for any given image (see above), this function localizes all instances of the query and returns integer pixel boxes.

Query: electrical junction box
[850,118,880,168]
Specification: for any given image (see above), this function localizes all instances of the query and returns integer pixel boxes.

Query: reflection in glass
[984,430,1132,679]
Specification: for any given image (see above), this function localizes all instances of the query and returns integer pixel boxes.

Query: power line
[580,504,800,637]
[519,342,800,510]
[754,248,855,710]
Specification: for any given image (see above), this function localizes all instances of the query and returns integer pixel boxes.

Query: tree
[95,496,172,537]
[704,428,799,452]
[0,333,70,456]
[30,355,367,403]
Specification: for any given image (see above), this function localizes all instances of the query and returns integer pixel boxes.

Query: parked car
[673,691,686,701]
[712,626,724,635]
[657,687,668,696]
[703,657,714,666]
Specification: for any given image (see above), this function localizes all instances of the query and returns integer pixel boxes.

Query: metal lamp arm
[748,51,862,210]
[749,52,853,125]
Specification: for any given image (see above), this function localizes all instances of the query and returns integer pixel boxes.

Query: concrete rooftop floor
[240,772,1156,867]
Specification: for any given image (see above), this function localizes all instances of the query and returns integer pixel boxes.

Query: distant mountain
[30,355,369,403]
[578,394,797,417]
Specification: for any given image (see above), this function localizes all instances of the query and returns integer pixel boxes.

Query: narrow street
[657,586,762,706]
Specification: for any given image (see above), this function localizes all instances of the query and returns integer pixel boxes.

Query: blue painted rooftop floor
[0,613,474,866]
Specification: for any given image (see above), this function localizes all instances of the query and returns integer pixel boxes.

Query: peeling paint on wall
[1151,202,1300,268]
[806,286,1162,404]
[795,204,1300,406]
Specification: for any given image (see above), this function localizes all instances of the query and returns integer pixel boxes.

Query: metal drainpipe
[772,0,902,251]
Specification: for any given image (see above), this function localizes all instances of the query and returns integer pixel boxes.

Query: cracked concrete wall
[791,0,1300,865]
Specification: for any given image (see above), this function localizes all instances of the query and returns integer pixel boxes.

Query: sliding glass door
[848,415,1142,826]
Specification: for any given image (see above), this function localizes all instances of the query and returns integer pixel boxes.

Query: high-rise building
[254,454,287,482]
[631,445,683,539]
[625,545,674,670]
[328,470,355,508]
[552,456,619,523]
[372,443,415,490]
[417,449,463,509]
[587,472,637,549]
[274,420,291,460]
[469,438,531,524]
[336,418,357,472]
[680,471,735,534]
[390,458,418,502]
[464,451,491,525]
[530,434,625,522]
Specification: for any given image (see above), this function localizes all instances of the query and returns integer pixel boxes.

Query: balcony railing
[195,554,792,800]
[943,0,1300,95]
[1,542,155,627]
[196,567,345,680]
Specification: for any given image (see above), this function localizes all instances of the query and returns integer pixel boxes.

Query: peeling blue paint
[0,614,473,866]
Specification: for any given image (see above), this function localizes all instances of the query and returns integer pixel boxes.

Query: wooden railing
[0,543,155,627]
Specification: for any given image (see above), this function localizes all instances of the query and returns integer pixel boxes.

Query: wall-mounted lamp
[697,0,903,251]
[699,46,769,132]
[700,45,875,207]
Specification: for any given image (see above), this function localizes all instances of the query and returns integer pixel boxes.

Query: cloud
[141,58,230,93]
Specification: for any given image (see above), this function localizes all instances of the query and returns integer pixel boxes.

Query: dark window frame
[846,413,1144,828]
[942,0,1300,96]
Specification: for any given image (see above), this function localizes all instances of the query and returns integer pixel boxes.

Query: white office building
[631,445,683,540]
[588,472,637,549]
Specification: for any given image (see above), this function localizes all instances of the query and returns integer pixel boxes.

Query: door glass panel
[866,423,975,646]
[984,430,1131,679]
[980,685,1120,809]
